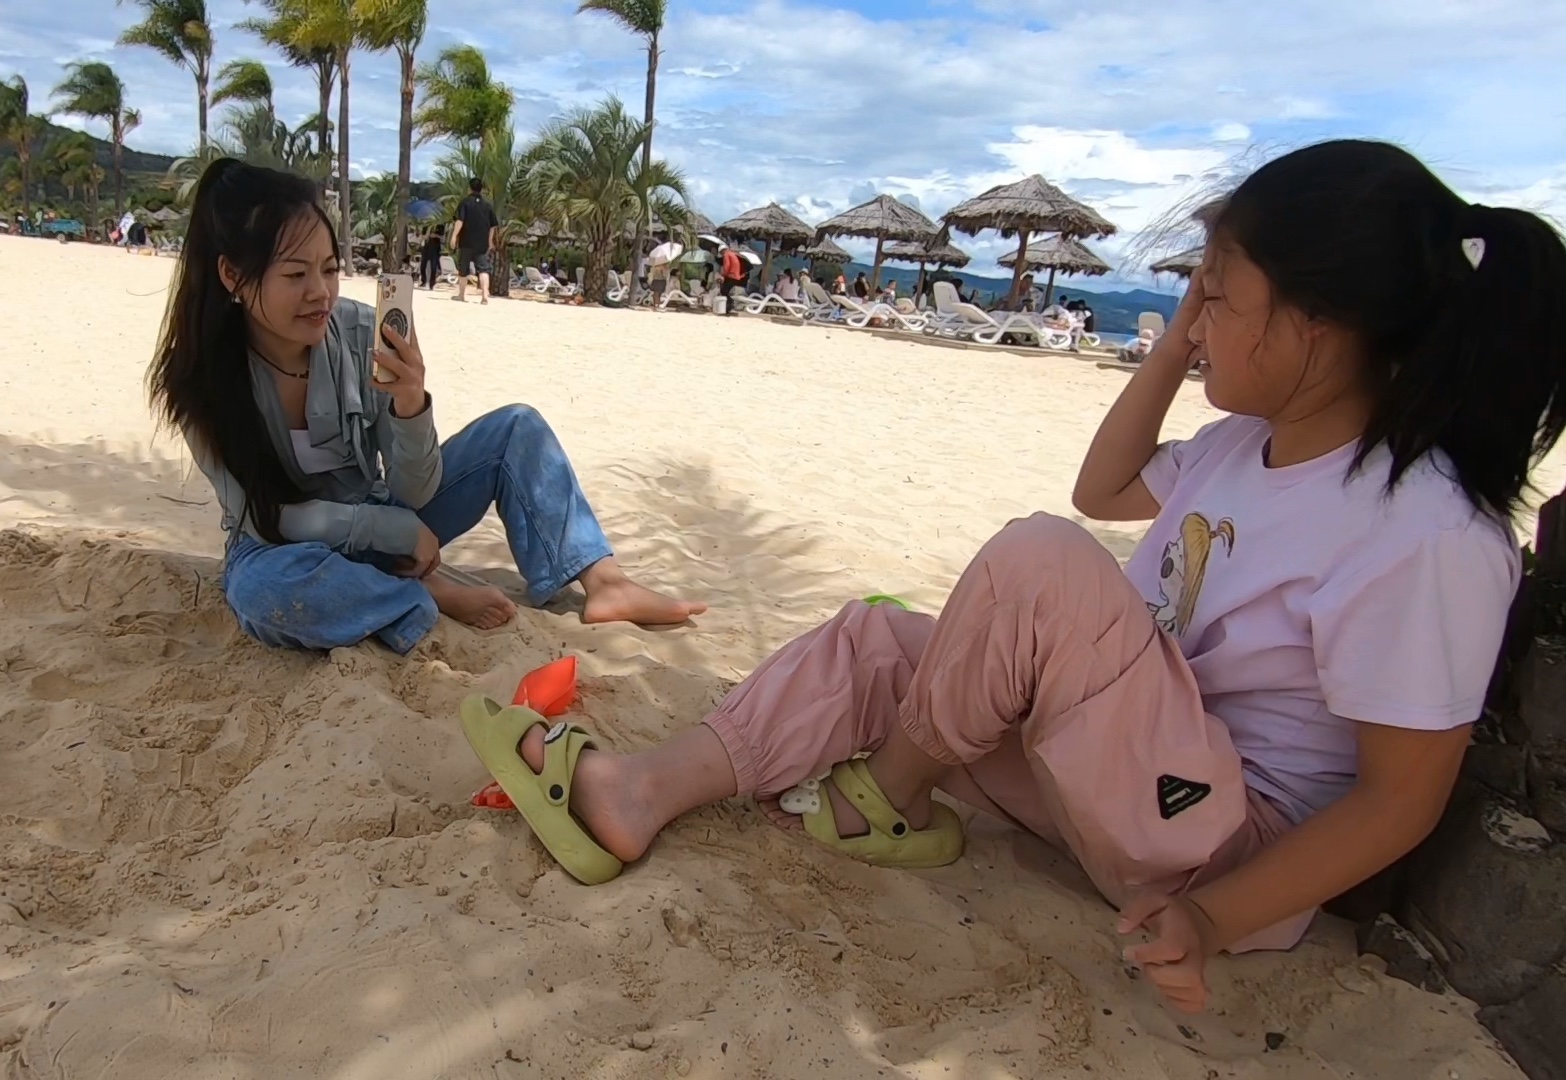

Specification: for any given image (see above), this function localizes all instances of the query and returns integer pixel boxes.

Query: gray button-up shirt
[187,298,442,557]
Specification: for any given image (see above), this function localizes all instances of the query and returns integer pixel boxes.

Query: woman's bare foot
[512,722,737,863]
[578,558,706,626]
[425,574,517,630]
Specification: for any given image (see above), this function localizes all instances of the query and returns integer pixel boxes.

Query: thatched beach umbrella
[814,194,938,288]
[998,235,1111,304]
[941,174,1115,306]
[802,236,851,262]
[1150,245,1205,278]
[718,202,814,284]
[884,239,970,302]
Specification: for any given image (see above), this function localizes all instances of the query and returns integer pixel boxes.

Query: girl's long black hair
[1214,139,1566,517]
[148,158,336,543]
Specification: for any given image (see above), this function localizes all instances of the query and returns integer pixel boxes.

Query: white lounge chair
[944,299,1073,348]
[438,255,458,286]
[606,270,628,303]
[800,281,843,322]
[927,281,989,337]
[526,266,562,294]
[1137,311,1167,337]
[744,290,810,318]
[829,292,930,332]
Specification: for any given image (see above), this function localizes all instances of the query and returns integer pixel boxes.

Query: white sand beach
[0,237,1543,1079]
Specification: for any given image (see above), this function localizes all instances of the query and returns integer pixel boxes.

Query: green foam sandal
[781,759,964,869]
[459,694,624,885]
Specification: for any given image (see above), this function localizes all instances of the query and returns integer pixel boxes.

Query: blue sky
[4,0,1563,285]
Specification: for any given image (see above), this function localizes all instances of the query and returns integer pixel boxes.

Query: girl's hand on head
[375,324,427,417]
[1117,892,1216,1014]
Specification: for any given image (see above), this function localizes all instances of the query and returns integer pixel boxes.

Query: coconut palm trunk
[197,56,210,147]
[393,48,414,270]
[316,59,334,158]
[111,128,124,215]
[585,234,615,305]
[336,48,352,271]
[627,29,657,301]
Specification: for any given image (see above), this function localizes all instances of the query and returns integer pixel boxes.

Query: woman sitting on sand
[461,139,1566,1013]
[147,159,703,654]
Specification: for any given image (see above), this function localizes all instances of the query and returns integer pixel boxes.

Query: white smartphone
[372,273,414,383]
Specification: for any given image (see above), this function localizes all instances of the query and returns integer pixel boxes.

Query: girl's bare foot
[425,574,517,630]
[514,724,655,862]
[578,558,706,626]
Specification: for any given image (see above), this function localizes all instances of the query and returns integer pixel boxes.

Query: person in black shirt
[852,271,869,300]
[418,228,442,290]
[451,177,500,304]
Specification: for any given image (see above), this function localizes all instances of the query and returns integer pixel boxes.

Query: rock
[1528,748,1566,837]
[1477,970,1566,1080]
[630,1032,654,1051]
[1356,915,1446,994]
[1518,638,1566,758]
[1403,783,1566,1005]
[1264,1032,1286,1052]
[674,1059,692,1076]
[1462,742,1529,802]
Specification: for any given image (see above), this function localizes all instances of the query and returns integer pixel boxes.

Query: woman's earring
[232,292,241,304]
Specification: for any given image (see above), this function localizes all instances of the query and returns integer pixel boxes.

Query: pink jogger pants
[704,513,1315,952]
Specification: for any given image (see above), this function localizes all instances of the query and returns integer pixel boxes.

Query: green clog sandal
[778,759,964,869]
[459,694,623,885]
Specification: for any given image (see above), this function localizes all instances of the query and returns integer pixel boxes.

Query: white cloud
[3,0,1563,286]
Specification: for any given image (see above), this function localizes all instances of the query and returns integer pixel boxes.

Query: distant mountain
[0,118,178,176]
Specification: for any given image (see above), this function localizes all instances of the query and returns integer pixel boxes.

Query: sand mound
[0,527,1522,1079]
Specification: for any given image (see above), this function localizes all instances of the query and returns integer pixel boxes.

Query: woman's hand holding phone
[375,324,427,418]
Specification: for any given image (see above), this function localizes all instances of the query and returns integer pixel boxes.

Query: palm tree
[357,0,427,270]
[281,0,363,271]
[211,59,274,113]
[165,106,330,204]
[520,96,687,305]
[50,61,141,216]
[414,44,514,147]
[118,0,214,148]
[433,127,540,297]
[352,170,399,265]
[577,0,667,301]
[238,2,336,157]
[0,75,44,218]
[49,131,94,202]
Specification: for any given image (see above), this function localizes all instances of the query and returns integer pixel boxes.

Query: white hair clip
[1461,237,1486,270]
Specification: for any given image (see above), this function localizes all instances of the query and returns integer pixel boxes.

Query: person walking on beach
[456,139,1566,1016]
[719,245,745,316]
[418,228,442,290]
[149,159,705,655]
[451,177,499,305]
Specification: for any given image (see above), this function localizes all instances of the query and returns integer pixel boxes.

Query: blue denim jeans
[223,404,614,655]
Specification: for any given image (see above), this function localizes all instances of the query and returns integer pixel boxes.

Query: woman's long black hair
[1214,139,1566,517]
[148,158,336,543]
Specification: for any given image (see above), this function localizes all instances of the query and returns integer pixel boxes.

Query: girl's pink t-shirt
[1124,415,1519,823]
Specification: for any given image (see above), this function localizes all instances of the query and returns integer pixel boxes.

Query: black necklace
[257,353,310,380]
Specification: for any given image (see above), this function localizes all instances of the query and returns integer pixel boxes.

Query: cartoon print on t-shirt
[1149,512,1235,636]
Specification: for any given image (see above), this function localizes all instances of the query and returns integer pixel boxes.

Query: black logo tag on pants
[1157,774,1212,820]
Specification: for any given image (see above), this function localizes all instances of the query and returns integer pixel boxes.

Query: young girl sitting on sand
[149,159,704,654]
[459,139,1566,1013]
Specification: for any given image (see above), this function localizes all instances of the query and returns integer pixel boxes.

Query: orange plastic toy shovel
[513,655,577,715]
[471,657,579,810]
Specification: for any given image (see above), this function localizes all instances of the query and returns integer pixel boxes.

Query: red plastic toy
[470,656,579,810]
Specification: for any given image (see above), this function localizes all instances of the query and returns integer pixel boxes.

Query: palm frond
[576,0,666,38]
